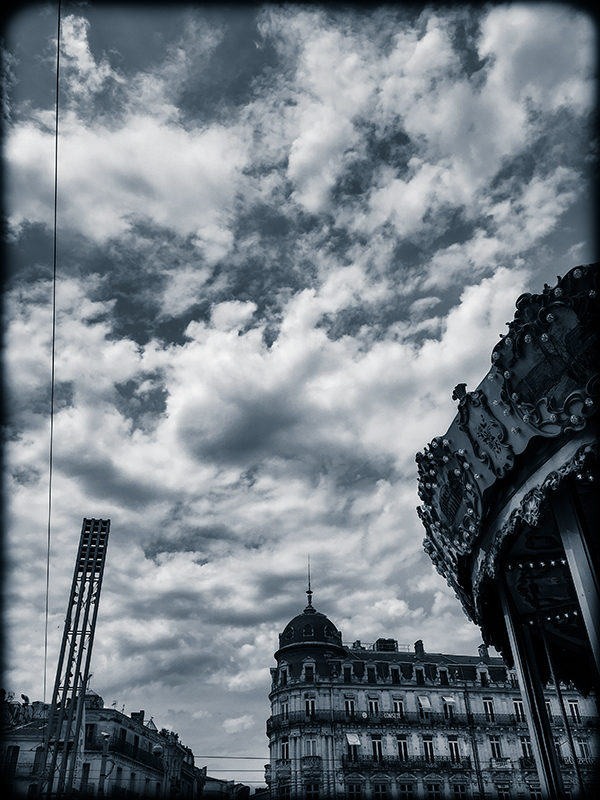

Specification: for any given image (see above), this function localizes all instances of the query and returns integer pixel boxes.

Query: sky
[1,0,597,789]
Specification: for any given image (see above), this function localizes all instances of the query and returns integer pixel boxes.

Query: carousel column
[499,573,565,799]
[551,482,600,679]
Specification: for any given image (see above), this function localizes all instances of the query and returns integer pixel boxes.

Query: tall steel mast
[37,518,110,798]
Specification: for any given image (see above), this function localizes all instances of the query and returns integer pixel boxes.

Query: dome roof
[277,594,343,652]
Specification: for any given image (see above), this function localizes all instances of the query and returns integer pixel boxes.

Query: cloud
[223,714,254,734]
[3,2,595,777]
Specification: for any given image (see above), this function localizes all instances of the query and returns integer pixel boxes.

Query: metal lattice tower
[37,518,110,798]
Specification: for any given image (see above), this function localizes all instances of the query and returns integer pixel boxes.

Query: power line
[44,0,61,707]
[194,755,267,760]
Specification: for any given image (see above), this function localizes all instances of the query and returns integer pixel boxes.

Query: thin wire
[193,756,267,760]
[44,0,61,705]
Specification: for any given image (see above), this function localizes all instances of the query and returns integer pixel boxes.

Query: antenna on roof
[306,554,313,606]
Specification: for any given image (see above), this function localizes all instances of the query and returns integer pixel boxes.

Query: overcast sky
[2,1,597,789]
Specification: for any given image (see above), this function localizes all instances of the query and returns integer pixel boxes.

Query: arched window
[303,624,314,636]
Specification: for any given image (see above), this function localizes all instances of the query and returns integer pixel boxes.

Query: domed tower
[266,586,346,800]
[275,586,345,667]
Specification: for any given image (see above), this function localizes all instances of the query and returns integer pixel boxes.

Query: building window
[568,701,581,723]
[448,736,460,763]
[439,669,449,686]
[130,772,136,791]
[306,697,316,716]
[306,738,318,756]
[305,665,314,682]
[280,668,288,686]
[423,736,434,763]
[520,736,533,758]
[368,697,380,715]
[497,785,511,800]
[399,785,414,800]
[453,786,467,799]
[279,786,291,799]
[545,701,553,721]
[345,696,356,717]
[416,669,425,686]
[490,736,502,759]
[514,700,525,722]
[348,743,359,762]
[480,671,488,687]
[397,736,408,761]
[393,698,404,716]
[443,697,455,719]
[578,740,590,758]
[529,787,542,800]
[374,784,388,799]
[303,624,314,637]
[391,667,400,684]
[4,746,19,778]
[84,723,95,745]
[367,667,377,684]
[418,695,432,719]
[281,700,289,719]
[344,666,353,683]
[281,737,289,760]
[116,767,123,787]
[371,735,383,762]
[33,746,44,775]
[347,784,362,799]
[483,698,495,722]
[426,784,441,800]
[81,763,90,789]
[305,783,319,800]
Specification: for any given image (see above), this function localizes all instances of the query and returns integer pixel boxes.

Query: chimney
[130,710,145,725]
[414,640,425,658]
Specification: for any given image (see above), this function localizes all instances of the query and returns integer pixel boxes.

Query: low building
[1,690,205,798]
[266,594,598,799]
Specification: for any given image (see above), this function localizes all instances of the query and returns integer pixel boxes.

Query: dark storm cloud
[55,450,160,506]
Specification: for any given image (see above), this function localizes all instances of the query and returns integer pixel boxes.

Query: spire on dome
[305,554,315,612]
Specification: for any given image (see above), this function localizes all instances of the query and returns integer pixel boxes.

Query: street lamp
[98,732,110,796]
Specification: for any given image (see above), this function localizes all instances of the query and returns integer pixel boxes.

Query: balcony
[302,755,322,774]
[490,757,513,770]
[341,755,472,772]
[550,715,599,729]
[560,756,600,769]
[519,756,536,770]
[85,735,164,772]
[275,759,291,778]
[267,709,471,733]
[470,713,525,727]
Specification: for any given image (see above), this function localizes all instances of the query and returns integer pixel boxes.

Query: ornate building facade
[265,595,598,799]
[1,690,205,798]
[416,262,599,798]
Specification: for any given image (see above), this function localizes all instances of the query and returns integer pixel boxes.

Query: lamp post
[98,732,110,796]
[152,743,168,798]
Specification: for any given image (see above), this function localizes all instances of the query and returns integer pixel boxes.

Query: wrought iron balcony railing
[340,755,472,772]
[85,735,164,772]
